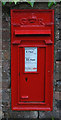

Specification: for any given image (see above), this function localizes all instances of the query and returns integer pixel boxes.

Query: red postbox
[11,9,54,111]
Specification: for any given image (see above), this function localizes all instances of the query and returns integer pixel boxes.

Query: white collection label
[25,47,37,72]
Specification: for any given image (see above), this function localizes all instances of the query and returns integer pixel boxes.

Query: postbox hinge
[19,72,20,76]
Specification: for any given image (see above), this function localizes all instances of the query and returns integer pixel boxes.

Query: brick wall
[55,3,61,119]
[0,2,2,119]
[2,2,61,119]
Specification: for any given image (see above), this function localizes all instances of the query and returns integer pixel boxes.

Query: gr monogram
[20,16,45,25]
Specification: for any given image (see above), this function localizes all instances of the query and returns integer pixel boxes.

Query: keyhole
[25,77,28,82]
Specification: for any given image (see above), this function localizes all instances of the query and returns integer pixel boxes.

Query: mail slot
[11,9,54,111]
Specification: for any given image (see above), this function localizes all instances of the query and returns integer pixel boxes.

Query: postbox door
[18,46,46,102]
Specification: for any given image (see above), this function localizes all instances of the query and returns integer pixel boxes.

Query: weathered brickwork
[0,1,3,119]
[55,3,61,119]
[2,2,61,119]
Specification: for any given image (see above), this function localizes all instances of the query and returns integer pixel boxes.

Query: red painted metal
[11,9,54,111]
[15,30,51,35]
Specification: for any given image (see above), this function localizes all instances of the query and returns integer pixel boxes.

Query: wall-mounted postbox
[11,9,54,111]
